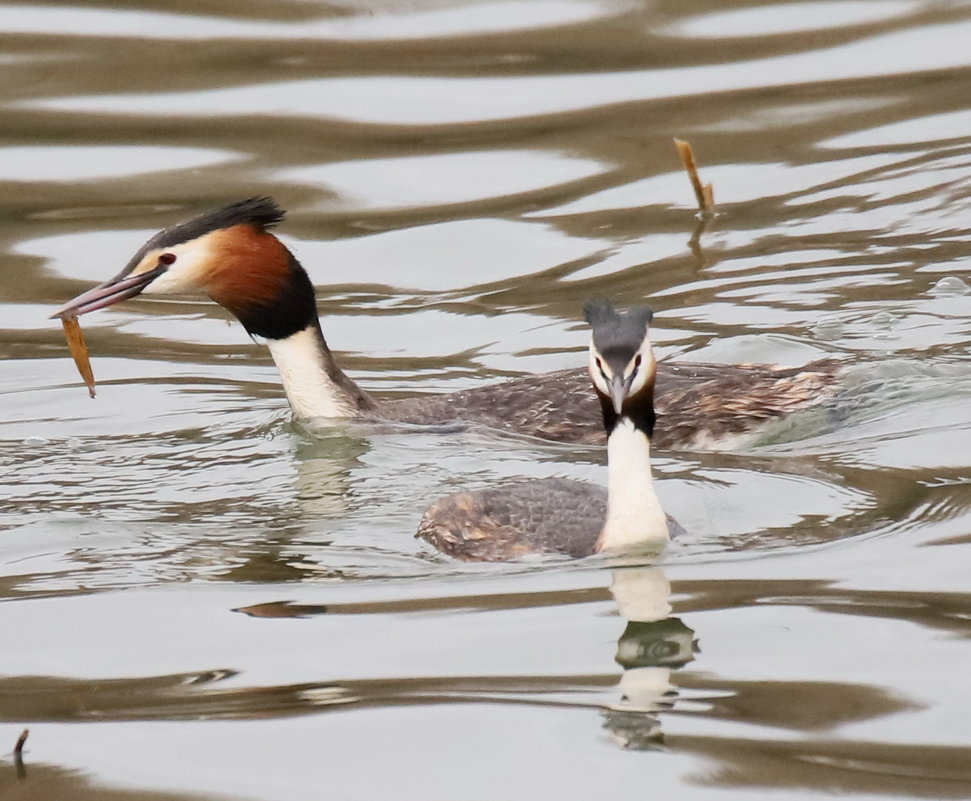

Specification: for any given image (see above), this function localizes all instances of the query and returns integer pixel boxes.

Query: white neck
[597,418,670,552]
[265,324,364,419]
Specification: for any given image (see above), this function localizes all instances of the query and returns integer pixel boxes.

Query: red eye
[634,353,642,369]
[158,253,177,266]
[595,357,604,373]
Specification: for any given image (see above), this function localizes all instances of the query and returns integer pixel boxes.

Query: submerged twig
[673,138,716,267]
[14,728,28,779]
[673,138,715,214]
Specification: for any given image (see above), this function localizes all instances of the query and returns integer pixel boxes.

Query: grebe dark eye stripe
[596,357,609,380]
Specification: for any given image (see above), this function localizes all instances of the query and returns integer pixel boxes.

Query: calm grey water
[2,1,971,799]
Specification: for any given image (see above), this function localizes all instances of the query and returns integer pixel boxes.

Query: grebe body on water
[53,197,840,450]
[418,300,683,561]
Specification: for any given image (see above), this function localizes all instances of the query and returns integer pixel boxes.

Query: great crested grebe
[53,197,839,450]
[418,299,680,561]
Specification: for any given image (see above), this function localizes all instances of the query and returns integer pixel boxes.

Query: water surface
[2,1,971,799]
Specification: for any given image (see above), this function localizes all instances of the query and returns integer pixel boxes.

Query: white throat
[266,324,359,419]
[597,418,670,551]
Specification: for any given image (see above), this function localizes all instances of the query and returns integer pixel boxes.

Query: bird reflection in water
[602,565,697,750]
[233,563,699,754]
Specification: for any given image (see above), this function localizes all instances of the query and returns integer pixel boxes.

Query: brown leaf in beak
[60,315,96,398]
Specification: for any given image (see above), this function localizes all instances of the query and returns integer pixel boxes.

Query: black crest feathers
[121,197,286,275]
[148,197,284,250]
[583,298,654,355]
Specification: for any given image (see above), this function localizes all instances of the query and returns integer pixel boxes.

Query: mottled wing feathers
[384,359,841,450]
[383,368,603,444]
[653,359,841,448]
[417,478,607,561]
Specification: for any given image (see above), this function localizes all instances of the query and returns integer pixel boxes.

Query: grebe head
[584,298,656,417]
[51,197,318,340]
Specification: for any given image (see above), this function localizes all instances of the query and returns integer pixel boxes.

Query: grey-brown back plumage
[417,477,686,561]
[417,478,608,561]
[384,359,840,450]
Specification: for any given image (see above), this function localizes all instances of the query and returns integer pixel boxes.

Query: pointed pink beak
[50,266,165,319]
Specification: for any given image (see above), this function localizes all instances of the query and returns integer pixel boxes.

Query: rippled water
[3,1,971,798]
